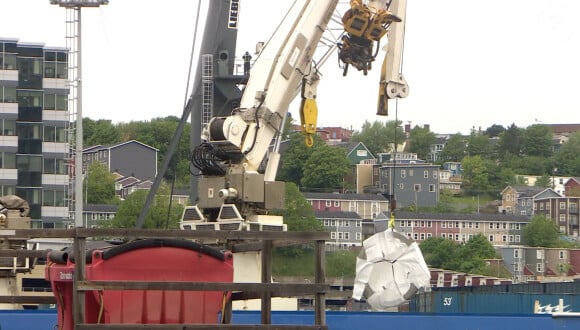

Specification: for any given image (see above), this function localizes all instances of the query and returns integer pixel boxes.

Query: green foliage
[498,123,524,158]
[461,155,491,194]
[301,146,350,189]
[84,162,117,204]
[278,133,325,186]
[467,133,492,158]
[535,173,552,188]
[420,235,497,274]
[272,248,357,277]
[409,125,436,160]
[484,124,505,138]
[555,131,580,176]
[83,118,121,146]
[522,215,560,247]
[351,120,404,156]
[523,124,553,157]
[271,182,322,232]
[438,134,466,162]
[105,185,184,229]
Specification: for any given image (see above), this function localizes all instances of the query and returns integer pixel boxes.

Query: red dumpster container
[46,239,233,329]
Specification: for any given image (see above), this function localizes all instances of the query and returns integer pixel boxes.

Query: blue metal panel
[411,291,580,314]
[0,310,57,330]
[1,309,579,330]
[231,311,579,330]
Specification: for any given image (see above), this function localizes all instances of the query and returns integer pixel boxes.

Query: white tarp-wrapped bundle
[353,228,430,311]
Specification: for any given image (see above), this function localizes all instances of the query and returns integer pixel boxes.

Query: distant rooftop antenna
[50,0,109,228]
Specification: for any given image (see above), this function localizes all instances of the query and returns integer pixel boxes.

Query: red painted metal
[45,239,233,329]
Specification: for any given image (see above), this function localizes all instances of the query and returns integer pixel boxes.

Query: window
[356,232,362,241]
[536,263,544,273]
[409,169,414,176]
[349,201,357,212]
[559,250,566,259]
[488,235,494,242]
[0,119,16,136]
[423,170,428,178]
[420,233,425,240]
[509,235,514,242]
[514,262,520,271]
[514,249,520,258]
[441,233,446,238]
[475,222,479,229]
[330,232,336,239]
[414,184,421,192]
[16,155,42,172]
[337,232,344,240]
[398,183,404,190]
[401,170,406,178]
[429,184,435,192]
[325,200,331,207]
[43,158,67,175]
[0,152,16,169]
[489,223,493,229]
[441,221,446,228]
[44,94,67,111]
[355,220,361,227]
[546,203,550,210]
[502,235,507,242]
[333,200,340,207]
[344,232,350,240]
[44,126,67,143]
[559,214,566,222]
[515,235,521,242]
[560,202,566,210]
[537,250,544,259]
[0,86,16,103]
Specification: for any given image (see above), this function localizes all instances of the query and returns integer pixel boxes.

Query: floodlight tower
[50,0,108,227]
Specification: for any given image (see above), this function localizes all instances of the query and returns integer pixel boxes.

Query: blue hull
[1,310,579,330]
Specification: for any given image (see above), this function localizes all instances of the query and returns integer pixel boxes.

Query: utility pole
[50,0,109,227]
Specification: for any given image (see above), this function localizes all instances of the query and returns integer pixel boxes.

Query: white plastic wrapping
[353,228,431,311]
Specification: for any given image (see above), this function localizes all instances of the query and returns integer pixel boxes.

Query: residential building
[500,185,560,216]
[82,203,117,228]
[1,38,70,228]
[439,169,461,193]
[304,192,389,220]
[515,175,570,196]
[378,163,440,209]
[564,177,580,197]
[315,210,362,250]
[316,126,353,145]
[533,197,580,237]
[342,142,375,193]
[374,211,529,246]
[427,135,448,162]
[442,162,462,178]
[83,140,158,181]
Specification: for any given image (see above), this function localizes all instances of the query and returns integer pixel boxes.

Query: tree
[438,133,466,162]
[535,173,552,188]
[523,124,553,157]
[83,118,121,146]
[84,162,117,204]
[351,120,404,156]
[271,182,322,232]
[461,155,491,194]
[555,131,580,176]
[522,215,560,247]
[420,237,457,269]
[106,184,184,229]
[484,124,505,138]
[455,234,497,273]
[420,235,497,274]
[408,125,435,160]
[301,146,350,190]
[497,123,524,158]
[278,133,325,186]
[466,133,491,158]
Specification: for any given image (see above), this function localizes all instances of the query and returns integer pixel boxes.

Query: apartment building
[0,38,69,228]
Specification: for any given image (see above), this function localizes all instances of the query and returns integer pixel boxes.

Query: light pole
[50,0,109,227]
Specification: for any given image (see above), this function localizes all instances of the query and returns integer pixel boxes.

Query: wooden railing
[0,228,330,330]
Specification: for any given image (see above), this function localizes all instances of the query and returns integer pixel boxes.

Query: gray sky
[1,0,579,134]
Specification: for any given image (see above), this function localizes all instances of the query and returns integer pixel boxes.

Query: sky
[1,0,580,135]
